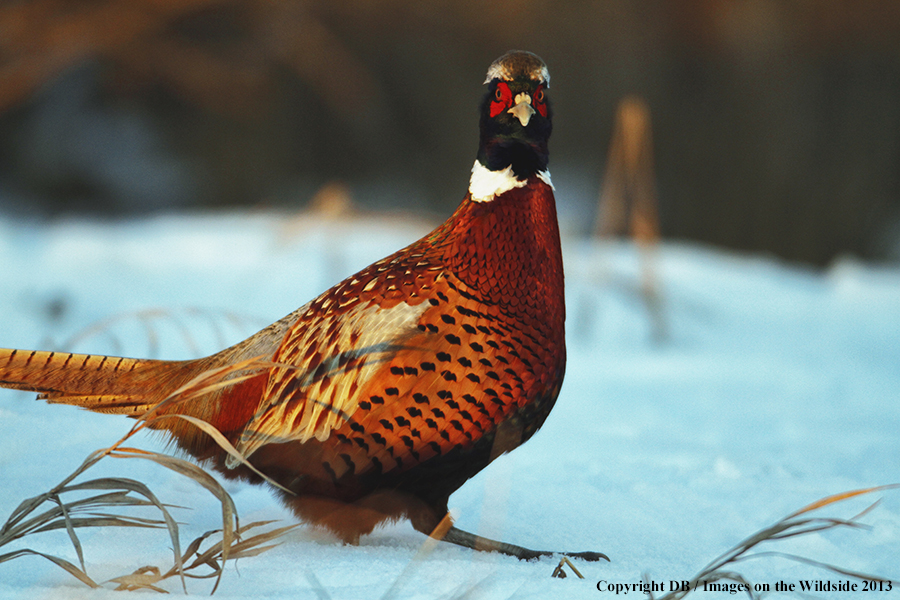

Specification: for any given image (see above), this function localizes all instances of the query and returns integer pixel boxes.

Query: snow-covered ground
[0,212,898,599]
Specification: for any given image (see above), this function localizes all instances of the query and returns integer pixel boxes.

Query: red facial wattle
[490,82,513,118]
[489,81,547,119]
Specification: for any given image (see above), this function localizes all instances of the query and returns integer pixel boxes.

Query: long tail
[0,348,203,416]
[0,347,269,461]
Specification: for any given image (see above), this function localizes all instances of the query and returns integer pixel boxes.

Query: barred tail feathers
[0,347,197,416]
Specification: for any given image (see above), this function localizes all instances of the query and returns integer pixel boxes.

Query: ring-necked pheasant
[0,51,605,562]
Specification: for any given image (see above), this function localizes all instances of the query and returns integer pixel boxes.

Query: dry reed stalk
[596,95,666,341]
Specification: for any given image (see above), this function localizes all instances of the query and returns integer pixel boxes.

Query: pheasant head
[477,50,552,180]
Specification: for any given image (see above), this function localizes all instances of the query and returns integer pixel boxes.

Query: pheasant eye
[532,84,548,117]
[489,82,512,118]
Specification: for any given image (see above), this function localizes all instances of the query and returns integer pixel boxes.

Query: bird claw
[563,550,611,562]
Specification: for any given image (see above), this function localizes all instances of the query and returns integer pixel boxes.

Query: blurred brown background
[1,0,898,265]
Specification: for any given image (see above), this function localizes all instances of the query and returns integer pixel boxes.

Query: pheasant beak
[508,92,536,127]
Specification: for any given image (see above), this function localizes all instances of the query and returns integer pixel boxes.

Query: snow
[1,212,898,599]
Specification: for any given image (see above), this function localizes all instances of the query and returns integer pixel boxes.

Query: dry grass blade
[225,522,300,560]
[53,494,86,572]
[32,515,168,532]
[133,355,272,442]
[551,556,584,579]
[786,484,900,519]
[738,550,896,583]
[181,521,300,574]
[1,481,171,543]
[0,548,100,588]
[106,520,301,593]
[137,356,267,423]
[110,566,170,593]
[161,414,294,494]
[649,485,899,600]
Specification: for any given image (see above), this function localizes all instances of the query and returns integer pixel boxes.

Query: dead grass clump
[0,356,298,594]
